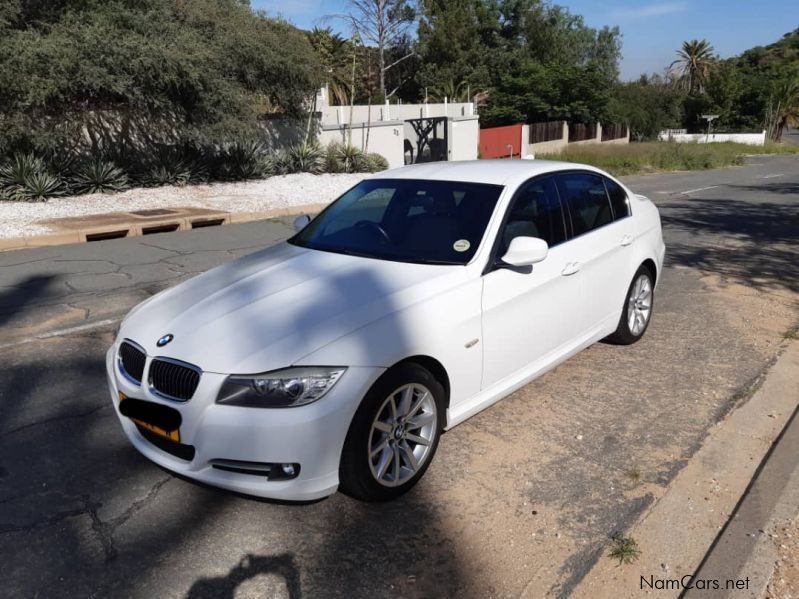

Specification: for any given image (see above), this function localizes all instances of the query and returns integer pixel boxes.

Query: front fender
[295,277,484,409]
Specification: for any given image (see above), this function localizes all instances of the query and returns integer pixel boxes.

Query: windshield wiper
[304,244,463,265]
[413,258,462,265]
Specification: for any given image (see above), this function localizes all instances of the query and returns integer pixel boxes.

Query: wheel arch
[391,355,451,409]
[641,258,657,284]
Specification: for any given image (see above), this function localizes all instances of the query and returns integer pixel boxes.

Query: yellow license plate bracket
[118,392,181,442]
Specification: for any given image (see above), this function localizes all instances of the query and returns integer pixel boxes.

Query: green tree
[308,27,355,104]
[608,75,683,140]
[731,29,799,131]
[417,0,621,125]
[416,0,490,100]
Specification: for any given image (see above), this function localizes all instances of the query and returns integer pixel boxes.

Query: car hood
[120,242,467,374]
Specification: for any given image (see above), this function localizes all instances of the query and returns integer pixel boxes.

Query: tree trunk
[378,0,386,100]
[379,47,386,100]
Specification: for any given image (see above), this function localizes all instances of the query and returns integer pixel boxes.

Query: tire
[605,265,655,345]
[339,363,446,501]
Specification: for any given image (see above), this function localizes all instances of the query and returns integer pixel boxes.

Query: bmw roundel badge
[157,333,174,347]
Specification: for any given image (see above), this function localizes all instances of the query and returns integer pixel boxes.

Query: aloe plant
[0,153,64,201]
[0,153,45,194]
[22,171,65,201]
[289,142,324,174]
[144,163,191,187]
[265,150,296,176]
[72,159,129,194]
[217,141,268,180]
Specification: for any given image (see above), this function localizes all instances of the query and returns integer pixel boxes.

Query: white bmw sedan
[107,160,665,502]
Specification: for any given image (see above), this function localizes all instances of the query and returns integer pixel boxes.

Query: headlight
[216,366,346,408]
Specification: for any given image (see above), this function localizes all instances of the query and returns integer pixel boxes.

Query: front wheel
[605,265,654,345]
[339,363,445,501]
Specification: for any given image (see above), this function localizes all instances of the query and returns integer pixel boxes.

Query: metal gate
[404,117,449,164]
[479,124,523,159]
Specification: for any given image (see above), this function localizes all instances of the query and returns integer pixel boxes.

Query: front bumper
[106,344,383,501]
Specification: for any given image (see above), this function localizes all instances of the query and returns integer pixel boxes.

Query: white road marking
[680,185,719,195]
[0,318,118,349]
[759,173,784,179]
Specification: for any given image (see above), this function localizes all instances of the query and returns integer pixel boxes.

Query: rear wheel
[605,265,654,345]
[339,363,445,501]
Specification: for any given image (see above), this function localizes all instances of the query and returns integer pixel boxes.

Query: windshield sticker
[453,239,471,252]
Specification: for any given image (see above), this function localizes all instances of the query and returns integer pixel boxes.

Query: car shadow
[0,274,59,329]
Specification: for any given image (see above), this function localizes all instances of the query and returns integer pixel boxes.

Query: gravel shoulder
[0,173,366,239]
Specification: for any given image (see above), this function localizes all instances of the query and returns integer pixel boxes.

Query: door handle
[561,262,581,276]
[620,234,633,247]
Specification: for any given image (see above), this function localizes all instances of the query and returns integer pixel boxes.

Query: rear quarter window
[556,173,614,236]
[604,178,631,220]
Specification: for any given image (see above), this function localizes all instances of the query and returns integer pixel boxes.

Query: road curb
[0,203,328,252]
[572,341,799,598]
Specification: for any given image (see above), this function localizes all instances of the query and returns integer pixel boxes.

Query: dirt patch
[765,517,799,598]
[698,272,799,358]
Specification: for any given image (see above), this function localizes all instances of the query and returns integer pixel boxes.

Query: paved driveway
[1,156,797,598]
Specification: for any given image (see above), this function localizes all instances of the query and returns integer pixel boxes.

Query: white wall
[318,121,405,169]
[319,102,476,126]
[658,131,766,146]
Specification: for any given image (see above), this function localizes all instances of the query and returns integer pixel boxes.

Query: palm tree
[670,40,715,94]
[766,79,799,142]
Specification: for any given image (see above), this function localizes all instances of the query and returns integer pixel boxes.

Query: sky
[251,0,799,81]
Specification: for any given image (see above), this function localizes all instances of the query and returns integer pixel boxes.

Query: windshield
[290,179,503,265]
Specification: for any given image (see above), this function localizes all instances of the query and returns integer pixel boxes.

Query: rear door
[555,172,635,334]
[481,176,582,388]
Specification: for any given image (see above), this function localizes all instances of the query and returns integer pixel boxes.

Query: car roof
[372,159,606,186]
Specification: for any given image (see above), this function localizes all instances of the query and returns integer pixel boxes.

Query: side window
[556,173,614,236]
[499,176,566,254]
[604,178,631,220]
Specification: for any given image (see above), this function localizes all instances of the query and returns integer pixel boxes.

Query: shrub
[137,147,196,187]
[0,152,64,201]
[365,152,389,172]
[266,150,296,176]
[289,143,324,174]
[143,164,191,187]
[21,171,65,201]
[320,143,388,173]
[0,3,322,165]
[0,153,44,196]
[339,144,365,173]
[324,144,344,173]
[216,141,268,180]
[72,159,129,194]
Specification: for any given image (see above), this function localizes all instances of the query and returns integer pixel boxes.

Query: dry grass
[539,141,799,176]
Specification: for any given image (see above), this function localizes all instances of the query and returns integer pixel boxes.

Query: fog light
[267,462,300,481]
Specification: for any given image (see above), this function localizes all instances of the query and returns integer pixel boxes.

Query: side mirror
[501,236,548,267]
[293,214,311,232]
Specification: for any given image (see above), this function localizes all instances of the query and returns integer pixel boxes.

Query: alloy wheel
[628,274,652,336]
[368,383,438,487]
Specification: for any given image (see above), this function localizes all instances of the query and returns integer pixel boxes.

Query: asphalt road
[1,155,797,598]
